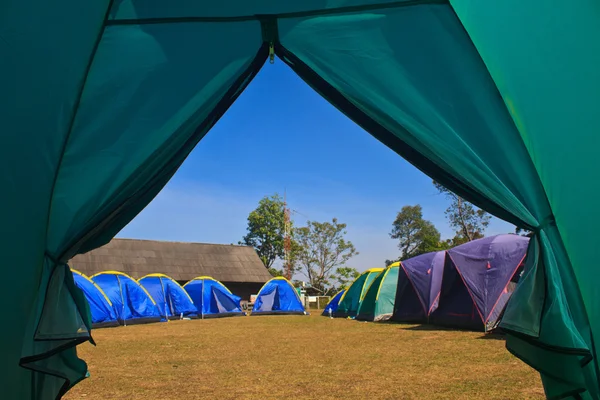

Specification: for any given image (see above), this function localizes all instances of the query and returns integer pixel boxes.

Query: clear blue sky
[118,59,515,272]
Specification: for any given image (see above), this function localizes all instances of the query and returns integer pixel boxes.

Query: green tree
[239,194,287,269]
[433,181,491,242]
[515,227,534,237]
[390,205,443,259]
[268,267,284,277]
[332,266,360,291]
[384,259,399,267]
[295,218,359,293]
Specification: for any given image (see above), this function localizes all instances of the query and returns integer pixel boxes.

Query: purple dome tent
[430,235,528,331]
[391,251,447,323]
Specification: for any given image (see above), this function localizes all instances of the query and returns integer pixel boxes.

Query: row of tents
[323,234,529,332]
[74,271,247,326]
[74,271,308,327]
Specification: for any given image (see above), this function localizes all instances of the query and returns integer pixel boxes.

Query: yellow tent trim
[90,271,157,306]
[375,264,400,301]
[183,276,233,295]
[359,268,384,301]
[71,268,113,306]
[139,274,194,304]
[339,268,383,303]
[256,276,302,303]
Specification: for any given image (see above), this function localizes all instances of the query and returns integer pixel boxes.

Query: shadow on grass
[476,332,506,341]
[399,324,471,332]
[392,323,506,340]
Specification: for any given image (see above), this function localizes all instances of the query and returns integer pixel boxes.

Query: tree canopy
[385,259,399,267]
[295,218,358,293]
[239,194,287,269]
[331,266,360,293]
[390,205,443,259]
[433,181,491,244]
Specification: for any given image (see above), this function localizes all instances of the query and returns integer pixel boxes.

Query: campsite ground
[65,313,544,399]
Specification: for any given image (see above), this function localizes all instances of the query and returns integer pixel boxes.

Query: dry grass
[65,314,544,399]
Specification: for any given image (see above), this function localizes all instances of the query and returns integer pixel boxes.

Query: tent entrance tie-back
[536,214,557,232]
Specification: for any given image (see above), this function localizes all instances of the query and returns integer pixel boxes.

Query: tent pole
[117,275,126,327]
[159,277,168,320]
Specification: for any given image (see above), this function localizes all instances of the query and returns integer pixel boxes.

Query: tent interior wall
[2,1,599,399]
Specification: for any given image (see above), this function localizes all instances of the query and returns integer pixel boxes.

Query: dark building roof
[70,238,272,283]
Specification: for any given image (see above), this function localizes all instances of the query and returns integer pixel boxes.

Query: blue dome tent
[183,277,245,318]
[322,289,346,317]
[251,277,306,316]
[91,271,161,325]
[138,274,197,320]
[71,269,118,328]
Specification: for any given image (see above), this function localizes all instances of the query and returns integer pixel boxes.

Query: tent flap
[20,261,92,398]
[501,231,596,398]
[278,3,598,397]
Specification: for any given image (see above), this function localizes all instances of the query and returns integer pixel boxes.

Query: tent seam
[106,0,448,26]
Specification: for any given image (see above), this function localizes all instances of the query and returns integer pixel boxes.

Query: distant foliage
[390,205,443,259]
[332,266,360,292]
[295,218,358,294]
[240,194,287,269]
[268,267,284,277]
[385,259,399,267]
[515,227,534,237]
[433,181,491,243]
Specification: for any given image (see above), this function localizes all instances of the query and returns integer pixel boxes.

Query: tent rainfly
[430,235,528,332]
[335,268,383,318]
[356,264,400,322]
[321,290,346,317]
[183,277,245,318]
[71,269,118,328]
[138,274,197,320]
[251,277,306,316]
[91,272,162,325]
[391,251,447,324]
[4,2,599,398]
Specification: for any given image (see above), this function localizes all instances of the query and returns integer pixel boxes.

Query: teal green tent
[2,1,599,399]
[335,268,383,318]
[356,263,399,322]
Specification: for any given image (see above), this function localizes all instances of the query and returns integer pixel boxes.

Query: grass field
[64,313,544,399]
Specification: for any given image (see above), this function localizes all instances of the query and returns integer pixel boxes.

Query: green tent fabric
[2,1,599,399]
[335,268,383,318]
[356,263,399,322]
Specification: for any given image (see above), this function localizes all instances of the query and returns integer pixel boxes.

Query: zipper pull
[269,42,275,64]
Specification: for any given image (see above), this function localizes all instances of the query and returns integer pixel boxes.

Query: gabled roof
[70,238,272,283]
